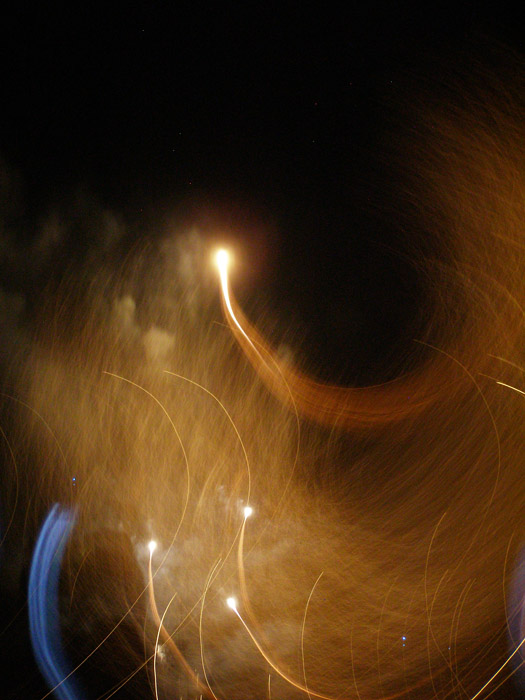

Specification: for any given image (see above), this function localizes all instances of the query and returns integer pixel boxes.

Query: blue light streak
[28,504,82,700]
[508,546,525,695]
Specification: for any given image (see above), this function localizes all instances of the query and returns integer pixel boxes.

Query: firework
[1,49,524,700]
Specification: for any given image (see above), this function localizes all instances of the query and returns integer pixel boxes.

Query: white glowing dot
[244,506,253,519]
[216,249,230,270]
[226,597,237,610]
[148,540,157,554]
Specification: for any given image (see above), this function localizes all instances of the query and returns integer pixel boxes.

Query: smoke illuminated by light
[1,55,524,700]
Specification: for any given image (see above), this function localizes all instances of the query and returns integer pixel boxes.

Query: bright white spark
[226,597,237,611]
[244,506,253,519]
[215,249,230,271]
[148,540,157,554]
[215,248,261,358]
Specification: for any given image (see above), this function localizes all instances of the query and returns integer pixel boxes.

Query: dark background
[0,3,523,698]
[0,3,522,386]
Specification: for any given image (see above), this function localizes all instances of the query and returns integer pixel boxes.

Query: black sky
[0,4,523,384]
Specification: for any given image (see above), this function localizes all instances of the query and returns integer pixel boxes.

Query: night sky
[0,4,521,384]
[0,3,524,699]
